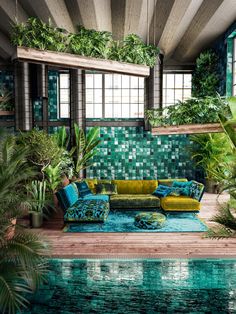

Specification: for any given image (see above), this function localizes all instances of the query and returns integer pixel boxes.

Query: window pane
[105,103,113,117]
[138,104,144,117]
[166,89,174,104]
[94,74,102,88]
[86,89,93,103]
[114,89,121,103]
[122,75,130,88]
[139,89,144,103]
[60,89,69,102]
[163,74,166,89]
[139,78,144,88]
[94,103,103,118]
[183,89,191,100]
[94,89,102,103]
[122,104,130,118]
[60,73,69,88]
[113,75,122,88]
[86,103,93,118]
[131,76,139,88]
[131,89,138,103]
[105,74,113,88]
[86,74,93,88]
[175,89,183,102]
[166,74,174,88]
[130,103,139,117]
[60,103,69,118]
[113,103,122,117]
[184,74,192,88]
[175,74,183,88]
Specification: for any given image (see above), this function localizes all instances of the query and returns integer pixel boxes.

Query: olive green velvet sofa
[85,178,204,212]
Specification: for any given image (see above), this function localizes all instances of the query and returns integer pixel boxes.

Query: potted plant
[44,162,62,208]
[27,180,47,228]
[189,133,231,193]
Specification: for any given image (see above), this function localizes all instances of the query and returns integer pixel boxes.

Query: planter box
[151,123,223,135]
[12,47,150,77]
[0,111,14,116]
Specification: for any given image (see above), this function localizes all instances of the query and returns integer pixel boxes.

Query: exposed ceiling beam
[0,0,28,36]
[111,0,126,40]
[173,0,224,62]
[123,0,144,38]
[66,0,111,32]
[158,0,204,58]
[0,31,14,60]
[19,0,75,32]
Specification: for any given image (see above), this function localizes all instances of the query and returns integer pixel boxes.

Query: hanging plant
[11,18,159,67]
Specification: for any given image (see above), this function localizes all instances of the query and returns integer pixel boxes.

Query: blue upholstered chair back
[56,183,79,211]
[190,181,205,201]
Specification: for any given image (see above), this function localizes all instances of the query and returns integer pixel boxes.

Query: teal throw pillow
[172,180,192,196]
[75,181,92,198]
[95,183,118,195]
[153,185,171,197]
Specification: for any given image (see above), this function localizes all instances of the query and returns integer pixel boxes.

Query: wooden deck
[38,193,236,259]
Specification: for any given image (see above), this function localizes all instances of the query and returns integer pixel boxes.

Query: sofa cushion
[189,180,205,201]
[158,178,188,187]
[110,194,160,209]
[112,180,144,194]
[75,181,92,198]
[161,196,200,211]
[172,180,192,196]
[153,185,172,197]
[56,183,79,210]
[82,194,109,202]
[95,183,117,195]
[142,180,158,194]
[64,199,110,222]
[84,178,97,193]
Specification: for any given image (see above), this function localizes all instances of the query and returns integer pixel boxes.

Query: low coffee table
[134,212,166,230]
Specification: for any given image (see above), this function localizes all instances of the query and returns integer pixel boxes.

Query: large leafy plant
[145,96,230,127]
[0,131,49,314]
[0,88,14,111]
[207,97,236,238]
[192,50,219,97]
[11,18,159,67]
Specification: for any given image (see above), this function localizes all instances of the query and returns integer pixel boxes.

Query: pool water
[23,259,236,313]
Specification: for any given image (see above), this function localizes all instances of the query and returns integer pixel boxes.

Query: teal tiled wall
[86,126,201,180]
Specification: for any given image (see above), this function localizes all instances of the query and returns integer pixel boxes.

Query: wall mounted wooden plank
[0,111,14,116]
[12,47,150,77]
[151,123,223,135]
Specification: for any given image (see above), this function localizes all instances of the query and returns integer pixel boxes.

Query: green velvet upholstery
[158,178,188,187]
[161,196,200,212]
[110,194,160,209]
[111,180,158,194]
[134,212,166,229]
[64,199,110,222]
[95,183,117,195]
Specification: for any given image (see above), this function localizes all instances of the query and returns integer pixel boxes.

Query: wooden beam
[151,123,224,135]
[19,0,75,32]
[0,31,14,60]
[13,47,150,77]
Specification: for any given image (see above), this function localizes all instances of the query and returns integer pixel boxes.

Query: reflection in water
[22,259,236,314]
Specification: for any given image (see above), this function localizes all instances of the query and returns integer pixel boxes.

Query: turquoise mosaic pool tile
[48,70,58,120]
[33,98,43,121]
[86,126,201,181]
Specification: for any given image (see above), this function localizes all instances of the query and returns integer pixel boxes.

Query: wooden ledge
[0,111,14,116]
[151,123,223,135]
[12,47,150,77]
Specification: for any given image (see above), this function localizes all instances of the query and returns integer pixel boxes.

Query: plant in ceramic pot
[44,162,63,208]
[27,180,47,228]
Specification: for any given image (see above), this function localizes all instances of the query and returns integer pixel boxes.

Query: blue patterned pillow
[153,185,171,197]
[172,181,192,196]
[56,183,79,210]
[75,181,92,198]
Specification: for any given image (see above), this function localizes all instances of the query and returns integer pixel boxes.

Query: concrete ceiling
[0,0,235,66]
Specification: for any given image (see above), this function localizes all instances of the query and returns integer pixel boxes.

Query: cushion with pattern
[95,183,118,195]
[75,181,92,198]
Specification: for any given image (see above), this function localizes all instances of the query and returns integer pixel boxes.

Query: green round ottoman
[134,212,166,230]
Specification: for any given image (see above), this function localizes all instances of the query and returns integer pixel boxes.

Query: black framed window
[85,72,144,118]
[162,72,192,107]
[58,72,70,118]
[233,37,236,96]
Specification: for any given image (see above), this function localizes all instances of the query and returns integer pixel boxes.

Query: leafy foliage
[0,131,49,314]
[189,133,231,181]
[0,88,14,111]
[145,96,230,127]
[44,162,62,193]
[192,50,219,97]
[11,18,159,67]
[26,180,47,213]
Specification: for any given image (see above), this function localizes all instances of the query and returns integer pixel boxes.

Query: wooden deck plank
[36,192,236,258]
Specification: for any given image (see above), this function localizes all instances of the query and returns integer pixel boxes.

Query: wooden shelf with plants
[151,123,223,135]
[11,18,160,77]
[12,46,150,77]
[0,110,14,116]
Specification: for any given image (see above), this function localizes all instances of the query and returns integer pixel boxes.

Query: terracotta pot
[5,218,17,240]
[61,175,70,187]
[205,179,218,194]
[53,193,59,209]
